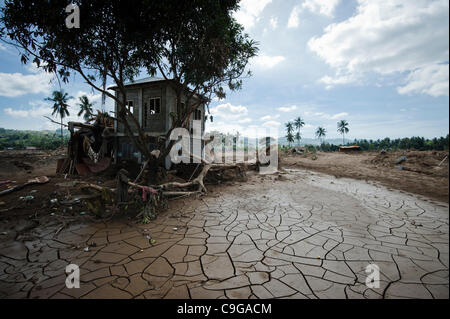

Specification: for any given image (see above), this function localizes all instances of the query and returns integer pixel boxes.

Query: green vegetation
[0,128,68,150]
[344,135,449,151]
[282,135,449,153]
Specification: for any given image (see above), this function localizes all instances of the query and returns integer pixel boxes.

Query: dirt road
[1,169,448,299]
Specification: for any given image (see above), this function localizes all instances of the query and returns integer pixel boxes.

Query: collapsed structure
[56,112,114,175]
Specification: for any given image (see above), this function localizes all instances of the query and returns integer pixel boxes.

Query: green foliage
[0,128,69,150]
[313,135,449,152]
[344,135,450,151]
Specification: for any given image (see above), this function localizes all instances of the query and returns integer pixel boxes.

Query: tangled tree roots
[80,163,248,222]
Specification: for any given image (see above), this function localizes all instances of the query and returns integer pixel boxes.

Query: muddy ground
[281,150,449,203]
[0,150,448,299]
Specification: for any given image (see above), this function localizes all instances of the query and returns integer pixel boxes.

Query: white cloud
[269,17,278,29]
[397,64,449,97]
[263,120,281,127]
[4,101,51,118]
[287,6,301,28]
[238,118,252,124]
[4,108,29,117]
[252,54,286,69]
[319,74,356,89]
[278,105,297,112]
[302,0,341,17]
[308,0,449,96]
[304,111,349,120]
[0,69,53,97]
[234,0,272,29]
[210,103,248,120]
[260,114,280,121]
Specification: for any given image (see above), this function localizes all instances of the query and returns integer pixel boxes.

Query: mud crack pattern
[0,170,448,299]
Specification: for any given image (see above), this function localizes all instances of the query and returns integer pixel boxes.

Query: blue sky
[0,0,448,141]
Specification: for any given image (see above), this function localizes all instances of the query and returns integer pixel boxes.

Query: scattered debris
[19,195,34,201]
[438,155,448,167]
[0,176,49,197]
[393,156,407,165]
[291,146,305,155]
[56,115,114,175]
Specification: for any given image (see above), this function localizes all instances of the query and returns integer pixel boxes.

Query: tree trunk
[60,117,64,147]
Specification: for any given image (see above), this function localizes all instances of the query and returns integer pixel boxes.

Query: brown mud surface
[281,150,449,203]
[0,150,448,299]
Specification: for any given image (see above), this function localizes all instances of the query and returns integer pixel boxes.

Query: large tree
[1,0,257,181]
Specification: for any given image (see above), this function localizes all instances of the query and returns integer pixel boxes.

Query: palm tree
[45,90,72,145]
[337,120,349,145]
[285,122,294,147]
[294,117,305,146]
[295,132,301,145]
[315,126,326,144]
[77,95,95,122]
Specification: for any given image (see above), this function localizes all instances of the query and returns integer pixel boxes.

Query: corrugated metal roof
[109,77,166,90]
[124,76,165,85]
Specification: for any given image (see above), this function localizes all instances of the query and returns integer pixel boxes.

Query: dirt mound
[0,149,65,179]
[369,151,448,177]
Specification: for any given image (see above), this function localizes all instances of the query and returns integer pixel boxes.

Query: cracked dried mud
[0,169,448,299]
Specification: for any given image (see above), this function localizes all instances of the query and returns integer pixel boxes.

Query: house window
[194,109,202,120]
[126,100,134,114]
[149,97,161,115]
